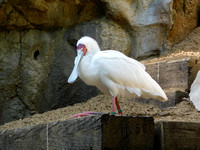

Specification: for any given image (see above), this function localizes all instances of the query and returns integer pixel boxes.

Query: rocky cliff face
[167,0,200,46]
[0,0,199,124]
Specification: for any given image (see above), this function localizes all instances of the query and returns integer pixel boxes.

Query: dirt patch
[1,27,200,131]
[0,95,199,131]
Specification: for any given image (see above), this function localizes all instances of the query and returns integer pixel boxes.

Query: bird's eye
[82,45,86,49]
[77,44,85,50]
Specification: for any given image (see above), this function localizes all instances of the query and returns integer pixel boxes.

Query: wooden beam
[0,114,154,150]
[133,59,195,108]
[145,59,189,91]
[155,121,200,150]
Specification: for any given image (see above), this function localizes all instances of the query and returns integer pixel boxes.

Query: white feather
[70,36,168,101]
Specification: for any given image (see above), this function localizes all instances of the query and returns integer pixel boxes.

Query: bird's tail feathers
[141,89,168,101]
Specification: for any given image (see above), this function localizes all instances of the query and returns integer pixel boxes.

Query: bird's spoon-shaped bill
[68,50,84,83]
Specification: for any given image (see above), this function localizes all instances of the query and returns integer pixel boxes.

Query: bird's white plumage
[68,36,168,101]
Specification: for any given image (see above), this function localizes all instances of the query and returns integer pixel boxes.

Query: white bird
[68,36,168,115]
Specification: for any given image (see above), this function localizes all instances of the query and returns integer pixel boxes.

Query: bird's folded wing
[93,51,167,101]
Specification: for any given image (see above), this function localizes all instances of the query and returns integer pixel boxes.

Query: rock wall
[167,0,200,46]
[0,0,104,29]
[0,29,100,124]
[0,0,199,124]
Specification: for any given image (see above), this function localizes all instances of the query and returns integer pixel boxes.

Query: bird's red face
[77,44,87,56]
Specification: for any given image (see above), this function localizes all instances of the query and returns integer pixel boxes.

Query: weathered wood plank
[145,59,189,91]
[101,115,154,150]
[134,59,190,108]
[0,114,154,150]
[155,121,200,150]
[48,115,102,150]
[0,124,47,150]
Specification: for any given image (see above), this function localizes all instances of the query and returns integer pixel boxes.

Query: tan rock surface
[167,0,200,46]
[0,0,103,29]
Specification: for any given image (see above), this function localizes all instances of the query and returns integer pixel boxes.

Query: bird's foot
[112,112,117,115]
[118,109,123,115]
[69,111,103,118]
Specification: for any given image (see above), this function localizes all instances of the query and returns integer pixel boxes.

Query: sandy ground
[0,95,200,131]
[0,27,200,131]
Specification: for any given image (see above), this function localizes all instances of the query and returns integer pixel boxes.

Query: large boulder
[66,17,131,55]
[0,0,103,29]
[102,0,173,58]
[0,0,172,58]
[0,31,31,122]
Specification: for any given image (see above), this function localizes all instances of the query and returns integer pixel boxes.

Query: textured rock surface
[0,29,99,124]
[0,31,30,123]
[167,0,200,46]
[0,0,104,29]
[102,0,173,58]
[0,0,172,58]
[66,17,131,55]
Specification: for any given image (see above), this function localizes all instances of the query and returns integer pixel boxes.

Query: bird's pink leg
[115,97,123,115]
[112,97,117,114]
